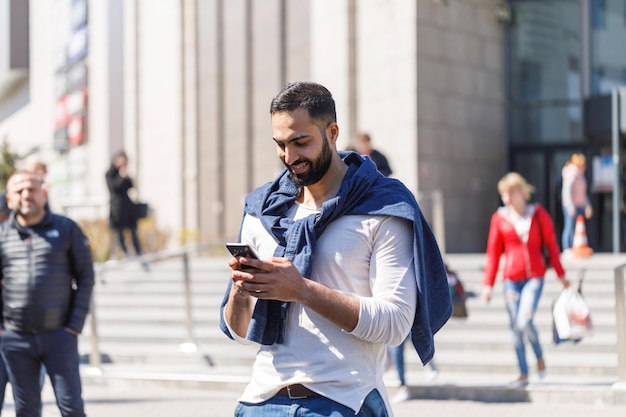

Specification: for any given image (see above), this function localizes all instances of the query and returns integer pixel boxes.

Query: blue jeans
[1,328,85,417]
[392,340,406,386]
[562,206,585,250]
[234,389,389,417]
[0,355,46,416]
[0,356,7,414]
[504,278,544,376]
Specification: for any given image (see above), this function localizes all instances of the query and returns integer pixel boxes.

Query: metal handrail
[615,264,626,385]
[59,199,109,219]
[88,244,206,369]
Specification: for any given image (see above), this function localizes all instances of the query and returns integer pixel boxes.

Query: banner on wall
[591,155,615,193]
[53,0,89,154]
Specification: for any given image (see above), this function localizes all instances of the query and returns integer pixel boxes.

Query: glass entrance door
[511,148,595,250]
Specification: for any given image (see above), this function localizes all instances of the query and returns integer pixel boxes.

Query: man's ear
[5,193,16,211]
[327,122,339,144]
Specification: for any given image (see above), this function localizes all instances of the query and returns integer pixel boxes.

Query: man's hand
[229,256,360,332]
[65,327,78,336]
[225,255,308,338]
[230,257,307,302]
[223,256,261,338]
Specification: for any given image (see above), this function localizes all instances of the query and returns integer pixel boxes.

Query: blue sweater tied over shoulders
[219,151,452,364]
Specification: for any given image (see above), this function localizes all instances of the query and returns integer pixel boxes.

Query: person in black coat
[105,151,143,258]
[356,133,393,177]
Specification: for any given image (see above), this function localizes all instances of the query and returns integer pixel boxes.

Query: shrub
[77,217,170,262]
[0,139,17,192]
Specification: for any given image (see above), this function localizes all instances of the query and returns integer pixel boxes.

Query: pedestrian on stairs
[105,151,145,261]
[355,132,393,177]
[482,172,570,388]
[561,153,592,253]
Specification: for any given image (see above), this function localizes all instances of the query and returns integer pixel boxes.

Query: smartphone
[225,243,259,269]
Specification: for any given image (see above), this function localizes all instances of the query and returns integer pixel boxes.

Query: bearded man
[220,81,451,417]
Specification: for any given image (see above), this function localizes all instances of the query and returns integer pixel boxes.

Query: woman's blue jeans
[504,278,544,376]
[562,206,585,250]
[234,388,388,417]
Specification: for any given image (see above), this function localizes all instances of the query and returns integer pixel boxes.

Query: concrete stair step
[80,327,615,355]
[431,351,616,376]
[434,330,615,351]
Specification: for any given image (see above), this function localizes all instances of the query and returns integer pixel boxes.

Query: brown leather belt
[276,384,320,399]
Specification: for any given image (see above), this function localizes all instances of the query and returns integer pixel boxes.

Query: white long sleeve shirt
[225,202,417,415]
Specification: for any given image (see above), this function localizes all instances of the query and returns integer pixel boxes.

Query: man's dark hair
[270,82,336,127]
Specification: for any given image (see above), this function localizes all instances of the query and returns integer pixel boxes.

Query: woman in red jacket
[482,172,570,388]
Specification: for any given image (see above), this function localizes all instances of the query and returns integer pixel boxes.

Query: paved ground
[2,379,626,417]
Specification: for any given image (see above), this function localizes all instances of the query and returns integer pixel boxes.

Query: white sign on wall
[591,155,615,193]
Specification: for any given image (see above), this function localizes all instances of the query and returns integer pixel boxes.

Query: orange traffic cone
[571,215,593,258]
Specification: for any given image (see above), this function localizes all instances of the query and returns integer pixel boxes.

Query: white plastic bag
[552,287,593,343]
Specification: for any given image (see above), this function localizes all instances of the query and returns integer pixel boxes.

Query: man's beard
[285,133,333,187]
[16,203,40,219]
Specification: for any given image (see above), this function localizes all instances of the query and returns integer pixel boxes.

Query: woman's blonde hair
[497,172,535,201]
[568,153,586,168]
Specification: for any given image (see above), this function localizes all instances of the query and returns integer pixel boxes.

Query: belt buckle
[287,385,307,400]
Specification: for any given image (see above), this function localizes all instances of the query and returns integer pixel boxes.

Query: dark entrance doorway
[510,146,598,250]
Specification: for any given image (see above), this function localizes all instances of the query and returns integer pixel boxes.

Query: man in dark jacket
[0,171,94,417]
[355,133,393,177]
